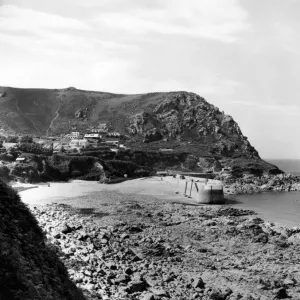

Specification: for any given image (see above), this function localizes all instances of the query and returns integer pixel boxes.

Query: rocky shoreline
[221,173,300,195]
[28,194,300,300]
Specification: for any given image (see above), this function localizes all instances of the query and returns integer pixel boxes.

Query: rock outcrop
[143,128,163,143]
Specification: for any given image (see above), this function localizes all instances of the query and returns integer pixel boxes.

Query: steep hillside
[0,180,85,300]
[0,86,280,174]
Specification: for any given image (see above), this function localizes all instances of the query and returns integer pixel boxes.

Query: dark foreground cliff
[0,180,85,300]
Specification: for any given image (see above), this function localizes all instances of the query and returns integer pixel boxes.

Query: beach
[18,177,300,228]
[15,177,300,299]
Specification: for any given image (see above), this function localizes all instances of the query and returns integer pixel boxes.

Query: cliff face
[126,92,258,159]
[0,180,85,300]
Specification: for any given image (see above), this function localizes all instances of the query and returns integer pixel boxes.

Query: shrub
[44,155,99,181]
[18,143,53,155]
[10,163,40,182]
[103,160,139,177]
[0,153,15,162]
[6,135,19,143]
[77,166,105,181]
[19,135,33,143]
[0,165,10,181]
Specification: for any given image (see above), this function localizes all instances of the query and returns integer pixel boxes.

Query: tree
[19,135,33,143]
[6,135,19,143]
[18,143,52,155]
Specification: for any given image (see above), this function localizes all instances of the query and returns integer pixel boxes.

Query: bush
[77,166,105,181]
[0,165,10,181]
[44,154,99,181]
[103,160,139,177]
[18,143,53,155]
[6,135,19,143]
[19,135,33,143]
[0,153,15,162]
[10,163,40,182]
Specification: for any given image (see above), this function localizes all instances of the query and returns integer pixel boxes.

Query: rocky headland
[0,87,282,176]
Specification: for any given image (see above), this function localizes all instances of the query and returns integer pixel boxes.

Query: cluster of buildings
[0,125,129,154]
[48,129,127,153]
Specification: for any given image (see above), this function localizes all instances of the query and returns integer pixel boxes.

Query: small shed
[104,138,120,145]
[16,157,26,164]
[159,148,174,153]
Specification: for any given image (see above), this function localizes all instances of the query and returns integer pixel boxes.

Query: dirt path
[46,98,63,136]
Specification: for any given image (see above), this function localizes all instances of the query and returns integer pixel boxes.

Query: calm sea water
[266,159,300,175]
[232,159,300,228]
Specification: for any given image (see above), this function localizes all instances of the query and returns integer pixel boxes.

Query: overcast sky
[0,0,299,159]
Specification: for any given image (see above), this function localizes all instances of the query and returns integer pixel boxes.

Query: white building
[71,131,80,137]
[69,139,90,149]
[2,142,18,150]
[84,133,101,139]
[16,157,26,164]
[104,138,120,146]
[159,148,174,153]
[91,128,107,134]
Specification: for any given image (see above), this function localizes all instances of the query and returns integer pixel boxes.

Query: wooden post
[194,182,199,192]
[188,179,193,198]
[184,181,188,196]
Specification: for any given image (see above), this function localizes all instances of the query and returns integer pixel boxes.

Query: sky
[0,0,300,159]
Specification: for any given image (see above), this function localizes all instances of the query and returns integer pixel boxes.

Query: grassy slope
[0,87,185,135]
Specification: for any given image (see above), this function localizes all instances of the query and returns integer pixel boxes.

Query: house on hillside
[2,142,18,150]
[36,140,53,149]
[119,144,129,150]
[66,132,81,139]
[159,148,174,153]
[91,129,107,134]
[69,139,90,149]
[221,167,232,173]
[90,123,108,133]
[110,148,119,153]
[106,132,120,137]
[71,131,80,137]
[53,139,70,152]
[84,133,102,140]
[104,137,120,146]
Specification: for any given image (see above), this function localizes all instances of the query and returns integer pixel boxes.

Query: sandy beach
[17,177,300,228]
[18,177,211,206]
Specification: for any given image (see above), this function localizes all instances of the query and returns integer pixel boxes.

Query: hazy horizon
[1,0,300,159]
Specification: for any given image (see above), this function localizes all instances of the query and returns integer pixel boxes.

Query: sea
[267,159,300,176]
[231,159,300,228]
